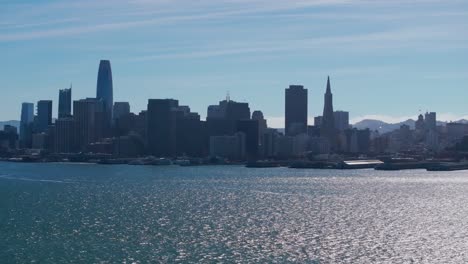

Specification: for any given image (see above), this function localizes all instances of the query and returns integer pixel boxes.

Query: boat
[289,161,334,169]
[427,162,468,171]
[246,161,281,168]
[97,159,129,165]
[375,162,429,171]
[337,160,383,169]
[174,159,190,166]
[150,158,172,166]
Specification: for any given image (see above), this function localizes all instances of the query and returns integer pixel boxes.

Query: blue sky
[1,0,467,127]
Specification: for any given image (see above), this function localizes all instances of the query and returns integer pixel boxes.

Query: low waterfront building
[209,132,246,161]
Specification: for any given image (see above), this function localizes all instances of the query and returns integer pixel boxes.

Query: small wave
[0,175,75,184]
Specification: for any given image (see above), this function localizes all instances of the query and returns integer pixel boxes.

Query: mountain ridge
[353,119,468,134]
[0,120,20,130]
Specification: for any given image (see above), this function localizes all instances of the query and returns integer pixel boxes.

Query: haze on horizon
[1,0,467,127]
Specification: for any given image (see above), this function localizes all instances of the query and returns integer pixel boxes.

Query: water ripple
[1,163,468,262]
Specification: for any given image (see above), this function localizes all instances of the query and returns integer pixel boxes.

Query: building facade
[113,102,130,122]
[36,100,53,133]
[285,85,308,136]
[58,87,72,118]
[73,98,105,151]
[334,111,349,131]
[20,102,34,148]
[96,60,113,129]
[147,99,179,157]
[320,77,337,151]
[54,117,74,153]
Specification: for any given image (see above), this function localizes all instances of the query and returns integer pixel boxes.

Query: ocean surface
[1,162,468,263]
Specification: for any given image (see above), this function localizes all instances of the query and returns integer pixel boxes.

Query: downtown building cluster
[1,60,468,162]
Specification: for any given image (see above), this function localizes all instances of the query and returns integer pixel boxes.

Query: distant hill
[353,119,468,134]
[0,120,20,131]
[353,119,415,134]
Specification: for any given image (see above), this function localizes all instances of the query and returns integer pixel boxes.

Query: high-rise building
[343,128,371,154]
[252,110,267,158]
[21,103,34,124]
[415,114,425,131]
[252,110,267,132]
[207,98,251,136]
[0,125,18,150]
[58,87,72,118]
[73,98,105,151]
[285,85,307,136]
[147,99,179,157]
[314,116,323,128]
[114,113,136,137]
[263,128,280,158]
[113,102,130,121]
[37,100,52,133]
[334,111,349,131]
[207,99,250,121]
[54,117,74,153]
[321,76,337,150]
[236,119,260,160]
[209,132,246,160]
[175,107,207,157]
[20,102,34,148]
[425,112,437,131]
[135,110,147,140]
[96,60,113,124]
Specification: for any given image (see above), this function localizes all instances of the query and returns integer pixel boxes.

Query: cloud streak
[1,0,466,43]
[126,25,468,61]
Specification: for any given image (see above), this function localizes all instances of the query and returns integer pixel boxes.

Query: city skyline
[5,66,468,128]
[0,51,465,165]
[4,69,468,128]
[1,0,468,125]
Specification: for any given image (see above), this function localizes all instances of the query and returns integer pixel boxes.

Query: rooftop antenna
[226,91,230,102]
[70,83,72,90]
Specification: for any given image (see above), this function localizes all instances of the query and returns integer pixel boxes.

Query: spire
[321,75,336,151]
[326,76,331,93]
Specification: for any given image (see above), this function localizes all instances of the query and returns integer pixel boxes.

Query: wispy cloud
[125,25,468,61]
[2,0,466,43]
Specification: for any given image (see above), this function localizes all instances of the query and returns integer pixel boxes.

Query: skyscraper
[175,107,206,157]
[37,100,52,133]
[113,102,130,121]
[334,111,349,131]
[73,98,105,151]
[54,117,74,153]
[207,99,250,121]
[425,112,437,131]
[21,103,34,124]
[236,119,260,160]
[147,99,179,157]
[314,116,323,128]
[96,60,113,123]
[20,102,34,148]
[321,76,337,150]
[285,85,308,136]
[207,98,251,136]
[58,86,72,118]
[252,110,267,158]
